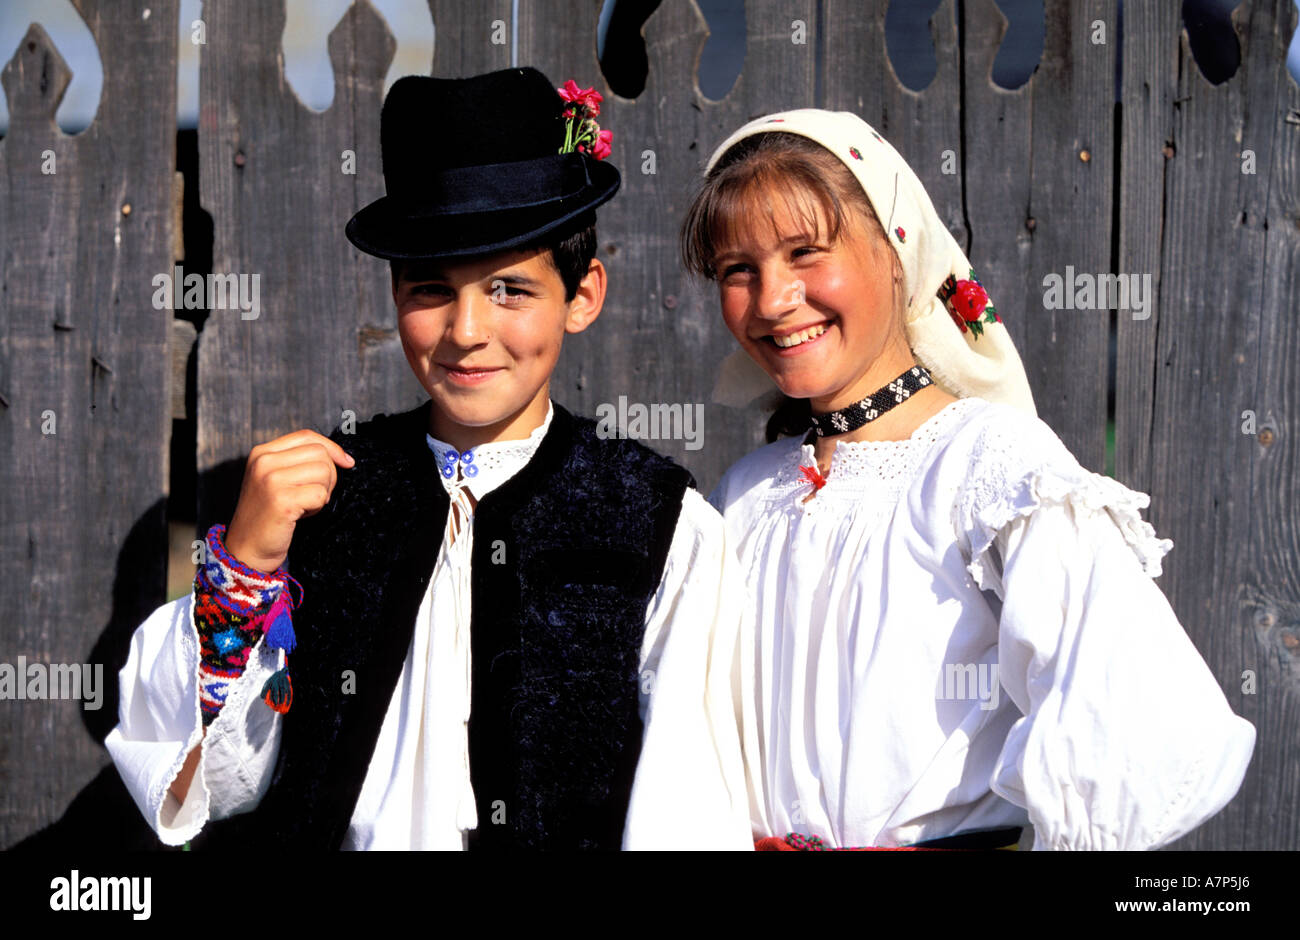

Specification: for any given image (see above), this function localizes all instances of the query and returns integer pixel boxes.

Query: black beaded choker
[807,365,934,438]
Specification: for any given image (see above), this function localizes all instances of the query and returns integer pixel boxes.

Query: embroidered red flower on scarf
[954,279,989,319]
[938,270,1001,339]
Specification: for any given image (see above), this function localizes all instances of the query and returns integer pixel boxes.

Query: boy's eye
[409,283,451,297]
[487,281,534,303]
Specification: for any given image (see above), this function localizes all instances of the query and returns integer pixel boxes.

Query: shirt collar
[425,400,554,500]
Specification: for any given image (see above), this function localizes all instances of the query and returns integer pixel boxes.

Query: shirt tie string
[439,446,480,832]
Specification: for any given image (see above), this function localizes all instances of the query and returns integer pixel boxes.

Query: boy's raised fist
[224,430,355,575]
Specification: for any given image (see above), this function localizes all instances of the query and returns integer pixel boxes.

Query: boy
[103,68,751,850]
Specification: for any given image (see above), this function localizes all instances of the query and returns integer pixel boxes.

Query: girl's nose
[756,267,803,320]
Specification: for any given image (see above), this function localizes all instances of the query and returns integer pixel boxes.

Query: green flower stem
[560,105,599,154]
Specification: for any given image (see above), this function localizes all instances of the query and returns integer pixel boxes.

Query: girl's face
[712,184,908,412]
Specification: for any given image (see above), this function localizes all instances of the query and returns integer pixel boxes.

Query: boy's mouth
[439,363,505,385]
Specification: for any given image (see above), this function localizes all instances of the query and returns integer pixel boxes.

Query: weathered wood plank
[0,0,178,848]
[429,0,512,77]
[962,0,1116,471]
[1120,0,1300,851]
[173,318,196,419]
[824,0,965,258]
[1,0,1291,854]
[515,0,818,493]
[195,0,396,526]
[196,0,514,530]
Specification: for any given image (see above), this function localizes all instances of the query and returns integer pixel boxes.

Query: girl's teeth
[773,324,828,348]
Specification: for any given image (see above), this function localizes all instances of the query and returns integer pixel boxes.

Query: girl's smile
[766,321,831,352]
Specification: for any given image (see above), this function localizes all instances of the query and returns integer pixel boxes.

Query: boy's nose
[446,292,492,346]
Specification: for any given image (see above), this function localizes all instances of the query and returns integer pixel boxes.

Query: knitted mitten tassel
[261,665,293,714]
[254,571,302,715]
[262,589,297,653]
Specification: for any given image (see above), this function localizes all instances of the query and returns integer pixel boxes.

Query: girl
[682,109,1255,850]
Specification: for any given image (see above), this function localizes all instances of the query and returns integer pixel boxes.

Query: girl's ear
[564,257,606,335]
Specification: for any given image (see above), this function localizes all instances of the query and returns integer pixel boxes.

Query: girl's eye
[791,246,820,259]
[719,263,753,280]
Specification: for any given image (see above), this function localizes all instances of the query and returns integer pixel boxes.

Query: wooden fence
[1,0,1296,850]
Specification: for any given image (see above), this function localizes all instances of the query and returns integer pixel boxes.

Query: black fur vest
[194,399,693,850]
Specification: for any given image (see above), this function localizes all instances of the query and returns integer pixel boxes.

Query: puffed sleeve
[621,488,754,850]
[982,498,1255,849]
[104,590,284,846]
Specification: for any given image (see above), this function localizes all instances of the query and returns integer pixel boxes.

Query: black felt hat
[345,67,620,261]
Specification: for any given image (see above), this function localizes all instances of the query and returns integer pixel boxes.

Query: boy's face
[392,246,605,446]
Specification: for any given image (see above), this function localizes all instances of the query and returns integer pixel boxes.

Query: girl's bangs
[685,162,848,279]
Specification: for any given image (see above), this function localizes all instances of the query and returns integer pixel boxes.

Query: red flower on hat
[558,79,612,161]
[557,79,602,116]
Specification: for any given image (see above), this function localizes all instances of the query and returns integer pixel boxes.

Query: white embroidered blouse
[106,401,753,850]
[709,395,1255,850]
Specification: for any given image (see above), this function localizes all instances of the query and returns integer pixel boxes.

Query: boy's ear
[564,257,606,335]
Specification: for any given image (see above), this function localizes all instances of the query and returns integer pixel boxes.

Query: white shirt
[106,402,752,849]
[709,396,1255,850]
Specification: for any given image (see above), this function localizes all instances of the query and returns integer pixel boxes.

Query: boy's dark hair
[390,215,598,303]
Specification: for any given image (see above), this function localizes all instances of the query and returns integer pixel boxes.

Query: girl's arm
[986,499,1255,850]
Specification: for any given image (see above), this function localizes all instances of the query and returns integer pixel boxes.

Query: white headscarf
[704,108,1036,417]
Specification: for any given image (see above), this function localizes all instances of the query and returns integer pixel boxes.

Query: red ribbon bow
[800,464,827,491]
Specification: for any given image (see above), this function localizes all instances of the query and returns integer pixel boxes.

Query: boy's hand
[224,431,355,575]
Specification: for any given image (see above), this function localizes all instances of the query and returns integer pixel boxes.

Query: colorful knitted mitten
[193,524,302,724]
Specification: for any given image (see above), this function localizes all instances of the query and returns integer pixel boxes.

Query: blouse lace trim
[758,395,1173,592]
[766,397,982,515]
[955,433,1175,593]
